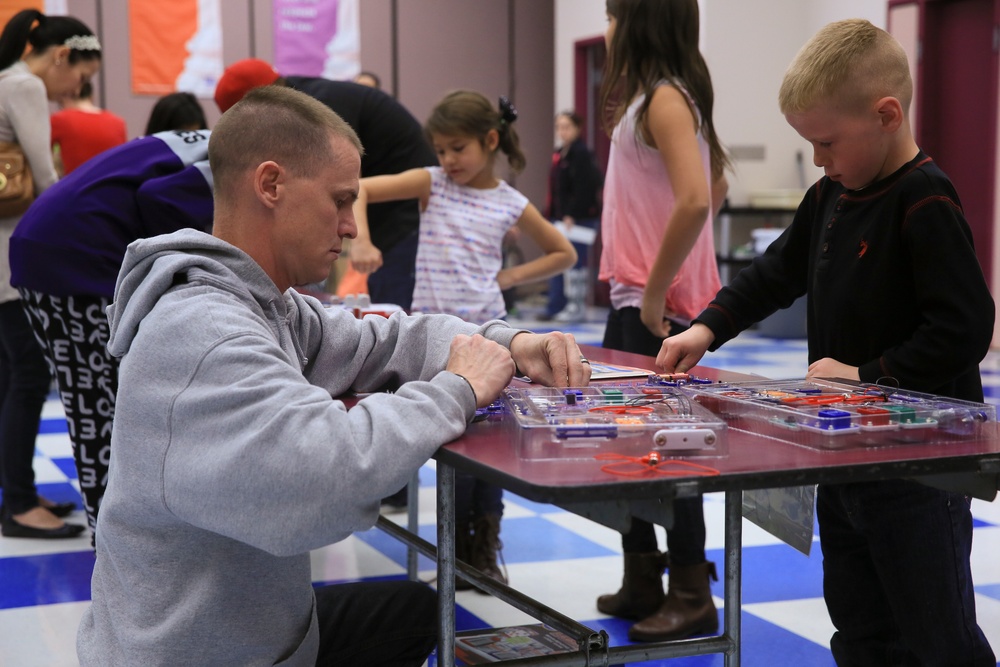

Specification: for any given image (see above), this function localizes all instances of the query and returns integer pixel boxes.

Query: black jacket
[548,138,602,220]
[698,151,994,401]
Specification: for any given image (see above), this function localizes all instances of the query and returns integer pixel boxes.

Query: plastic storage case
[502,381,728,461]
[684,378,996,451]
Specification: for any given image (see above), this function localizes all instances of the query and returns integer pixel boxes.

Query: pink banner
[274,0,359,79]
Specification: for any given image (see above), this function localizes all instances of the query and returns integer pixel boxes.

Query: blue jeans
[818,480,995,666]
[0,300,52,515]
[455,472,504,521]
[545,219,597,317]
[602,306,706,564]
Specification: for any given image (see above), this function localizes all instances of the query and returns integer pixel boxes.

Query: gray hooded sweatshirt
[77,229,519,666]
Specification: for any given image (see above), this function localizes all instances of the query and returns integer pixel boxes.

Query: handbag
[0,141,35,218]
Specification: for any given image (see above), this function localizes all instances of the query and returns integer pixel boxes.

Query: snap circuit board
[501,375,728,460]
[684,378,996,451]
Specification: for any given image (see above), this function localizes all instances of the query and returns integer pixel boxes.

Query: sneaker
[553,303,585,323]
[381,486,408,514]
[380,498,408,514]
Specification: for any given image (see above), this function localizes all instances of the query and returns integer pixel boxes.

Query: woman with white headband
[0,9,101,539]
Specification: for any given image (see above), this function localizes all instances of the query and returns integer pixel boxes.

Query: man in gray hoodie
[76,85,591,666]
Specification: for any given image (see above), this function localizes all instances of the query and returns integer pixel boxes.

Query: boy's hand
[656,323,714,373]
[446,334,516,408]
[806,358,860,382]
[509,331,591,387]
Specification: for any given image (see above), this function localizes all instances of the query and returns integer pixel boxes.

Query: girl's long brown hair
[600,0,729,179]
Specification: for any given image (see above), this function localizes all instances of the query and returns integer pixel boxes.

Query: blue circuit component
[815,408,852,430]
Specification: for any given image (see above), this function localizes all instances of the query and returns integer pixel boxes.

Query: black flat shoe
[41,501,78,518]
[1,516,86,539]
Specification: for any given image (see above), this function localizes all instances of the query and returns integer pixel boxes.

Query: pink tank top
[598,82,721,323]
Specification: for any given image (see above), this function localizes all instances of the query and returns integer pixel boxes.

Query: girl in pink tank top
[595,0,732,645]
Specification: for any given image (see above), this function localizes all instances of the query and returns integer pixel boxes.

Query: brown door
[916,0,998,280]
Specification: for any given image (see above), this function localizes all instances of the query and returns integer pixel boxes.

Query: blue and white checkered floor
[2,306,999,666]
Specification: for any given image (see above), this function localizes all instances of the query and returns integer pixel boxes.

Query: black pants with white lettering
[20,289,116,543]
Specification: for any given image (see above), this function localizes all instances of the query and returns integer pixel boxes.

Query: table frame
[378,346,1000,666]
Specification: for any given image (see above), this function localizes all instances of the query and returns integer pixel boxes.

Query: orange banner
[0,1,43,34]
[129,0,197,95]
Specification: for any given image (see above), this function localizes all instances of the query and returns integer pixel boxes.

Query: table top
[435,346,1000,504]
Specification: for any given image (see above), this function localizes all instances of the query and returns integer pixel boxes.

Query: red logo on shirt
[858,240,868,258]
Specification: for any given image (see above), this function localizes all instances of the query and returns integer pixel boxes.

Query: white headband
[63,35,101,51]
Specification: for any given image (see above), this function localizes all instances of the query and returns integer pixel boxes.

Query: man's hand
[509,331,591,387]
[656,323,714,373]
[350,238,383,274]
[445,334,516,408]
[806,358,859,382]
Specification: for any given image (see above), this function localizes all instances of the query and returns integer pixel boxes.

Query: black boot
[454,519,476,591]
[596,551,670,619]
[628,561,719,642]
[465,513,507,594]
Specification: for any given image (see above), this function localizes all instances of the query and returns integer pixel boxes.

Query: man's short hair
[779,19,912,115]
[209,86,363,203]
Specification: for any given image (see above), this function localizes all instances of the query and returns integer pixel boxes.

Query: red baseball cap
[214,58,282,113]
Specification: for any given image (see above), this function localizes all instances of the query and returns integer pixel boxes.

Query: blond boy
[658,19,995,665]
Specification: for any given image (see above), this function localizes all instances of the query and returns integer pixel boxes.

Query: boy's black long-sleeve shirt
[698,151,994,401]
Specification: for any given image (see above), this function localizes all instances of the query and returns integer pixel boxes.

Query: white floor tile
[31,455,72,485]
[310,535,405,581]
[0,601,89,667]
[35,433,75,460]
[743,597,834,649]
[0,536,91,559]
[971,525,1000,586]
[976,593,1000,655]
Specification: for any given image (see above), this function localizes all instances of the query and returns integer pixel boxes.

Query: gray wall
[77,0,554,206]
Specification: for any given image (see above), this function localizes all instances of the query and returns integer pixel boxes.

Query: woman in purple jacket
[10,130,214,541]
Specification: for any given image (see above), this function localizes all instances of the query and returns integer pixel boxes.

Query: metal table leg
[437,462,456,667]
[406,469,420,580]
[724,489,743,666]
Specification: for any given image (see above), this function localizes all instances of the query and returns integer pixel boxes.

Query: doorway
[573,36,609,306]
[911,0,998,281]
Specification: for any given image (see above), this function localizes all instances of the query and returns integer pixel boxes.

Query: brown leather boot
[467,514,508,593]
[596,551,670,620]
[454,519,477,591]
[628,561,719,642]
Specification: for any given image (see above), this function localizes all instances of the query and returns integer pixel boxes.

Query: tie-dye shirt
[412,166,528,323]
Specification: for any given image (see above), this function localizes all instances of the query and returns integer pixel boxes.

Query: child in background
[355,90,577,586]
[144,92,208,135]
[357,90,576,322]
[658,19,995,665]
[594,0,730,643]
[544,110,603,322]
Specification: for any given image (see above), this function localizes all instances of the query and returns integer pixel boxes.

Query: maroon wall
[72,0,554,206]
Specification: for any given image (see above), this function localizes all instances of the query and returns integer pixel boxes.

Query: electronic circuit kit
[498,374,728,461]
[683,377,996,450]
[485,374,996,463]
